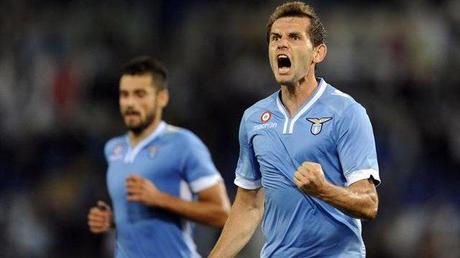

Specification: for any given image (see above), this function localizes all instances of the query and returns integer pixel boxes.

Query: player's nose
[276,37,289,49]
[121,96,137,109]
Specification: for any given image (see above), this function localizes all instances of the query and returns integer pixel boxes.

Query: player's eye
[291,34,301,40]
[120,91,128,98]
[135,91,146,98]
[271,35,280,41]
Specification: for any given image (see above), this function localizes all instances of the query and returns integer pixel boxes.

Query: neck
[128,117,162,147]
[280,72,318,117]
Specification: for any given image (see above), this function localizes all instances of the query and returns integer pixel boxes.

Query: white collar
[276,78,327,134]
[124,121,167,163]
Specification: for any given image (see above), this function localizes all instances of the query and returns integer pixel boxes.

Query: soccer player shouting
[210,2,380,257]
[87,56,230,258]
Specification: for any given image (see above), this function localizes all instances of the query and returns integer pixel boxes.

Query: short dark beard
[127,111,156,136]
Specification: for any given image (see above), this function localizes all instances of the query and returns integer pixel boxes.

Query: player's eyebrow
[288,32,303,38]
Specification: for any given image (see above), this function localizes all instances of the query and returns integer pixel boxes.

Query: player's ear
[313,43,327,64]
[157,89,169,108]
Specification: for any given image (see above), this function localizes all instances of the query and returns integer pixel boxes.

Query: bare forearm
[209,188,264,258]
[155,193,229,227]
[317,180,378,220]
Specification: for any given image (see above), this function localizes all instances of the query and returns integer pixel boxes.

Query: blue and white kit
[105,122,221,258]
[235,78,380,258]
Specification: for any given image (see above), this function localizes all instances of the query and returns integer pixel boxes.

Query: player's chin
[273,70,290,80]
[90,228,105,234]
[275,76,293,86]
[126,122,143,131]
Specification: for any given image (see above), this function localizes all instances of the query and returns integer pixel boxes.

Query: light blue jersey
[235,78,380,258]
[105,122,221,258]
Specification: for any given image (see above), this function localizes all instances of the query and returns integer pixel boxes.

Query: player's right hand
[87,201,113,234]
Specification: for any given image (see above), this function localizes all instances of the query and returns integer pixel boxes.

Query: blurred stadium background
[0,0,459,257]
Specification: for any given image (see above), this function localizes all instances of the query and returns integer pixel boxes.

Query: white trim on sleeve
[345,169,380,186]
[234,175,262,190]
[189,174,222,193]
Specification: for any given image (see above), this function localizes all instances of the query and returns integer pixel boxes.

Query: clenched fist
[126,175,163,207]
[293,162,329,197]
[87,201,113,234]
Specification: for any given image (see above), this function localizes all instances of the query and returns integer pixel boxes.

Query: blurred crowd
[0,0,459,257]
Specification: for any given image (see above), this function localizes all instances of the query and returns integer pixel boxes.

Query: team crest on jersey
[147,146,158,158]
[306,117,332,135]
[260,111,272,123]
[109,144,124,161]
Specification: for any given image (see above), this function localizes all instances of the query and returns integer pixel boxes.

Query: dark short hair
[266,1,326,47]
[122,56,168,90]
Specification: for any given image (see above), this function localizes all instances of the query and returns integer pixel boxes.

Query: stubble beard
[126,109,156,136]
[276,74,299,88]
[276,69,308,89]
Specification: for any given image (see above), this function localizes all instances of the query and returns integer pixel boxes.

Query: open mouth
[277,54,291,73]
[124,110,140,117]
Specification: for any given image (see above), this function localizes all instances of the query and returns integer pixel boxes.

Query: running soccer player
[87,56,230,258]
[209,2,380,257]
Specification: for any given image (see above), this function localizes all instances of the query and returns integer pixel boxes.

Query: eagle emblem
[148,146,158,158]
[306,117,332,135]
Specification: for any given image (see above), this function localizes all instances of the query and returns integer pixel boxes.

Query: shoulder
[242,91,278,123]
[319,82,367,118]
[162,124,205,147]
[105,135,126,149]
[104,135,127,157]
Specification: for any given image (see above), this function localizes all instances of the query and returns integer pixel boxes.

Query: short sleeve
[234,112,262,189]
[336,104,380,186]
[181,132,222,193]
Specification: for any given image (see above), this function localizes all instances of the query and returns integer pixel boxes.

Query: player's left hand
[126,175,164,207]
[293,162,329,197]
